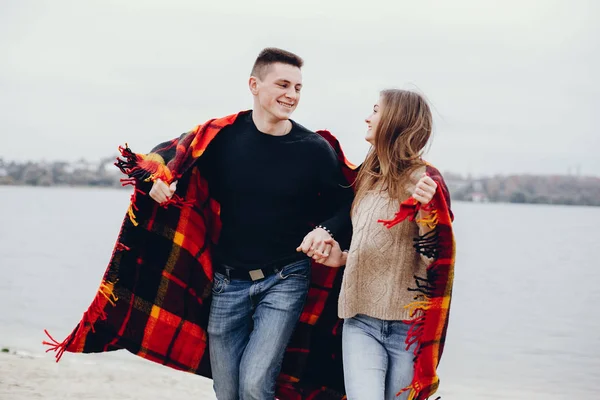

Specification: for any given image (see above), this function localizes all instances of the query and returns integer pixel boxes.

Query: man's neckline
[250,111,294,137]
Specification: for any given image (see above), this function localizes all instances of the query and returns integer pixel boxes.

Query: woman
[312,89,455,400]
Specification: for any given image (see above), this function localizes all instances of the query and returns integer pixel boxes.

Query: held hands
[296,227,333,259]
[315,238,346,268]
[296,229,346,268]
[149,179,177,204]
[412,173,437,205]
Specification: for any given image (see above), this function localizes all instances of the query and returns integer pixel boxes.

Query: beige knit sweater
[338,179,430,321]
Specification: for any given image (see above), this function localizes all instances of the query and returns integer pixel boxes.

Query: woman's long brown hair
[353,89,433,211]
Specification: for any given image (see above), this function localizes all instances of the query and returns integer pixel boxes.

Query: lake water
[1,186,599,399]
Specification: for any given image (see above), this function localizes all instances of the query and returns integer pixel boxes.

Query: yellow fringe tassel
[405,299,432,316]
[127,204,139,226]
[406,388,417,400]
[99,280,118,306]
[396,384,416,400]
[416,209,438,229]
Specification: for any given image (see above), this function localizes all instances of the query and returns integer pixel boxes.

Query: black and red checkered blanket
[44,110,454,400]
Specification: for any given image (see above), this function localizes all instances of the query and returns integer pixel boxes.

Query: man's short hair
[251,48,304,79]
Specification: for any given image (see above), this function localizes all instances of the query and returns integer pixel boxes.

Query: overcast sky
[1,0,598,176]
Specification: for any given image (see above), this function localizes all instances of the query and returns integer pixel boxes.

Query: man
[148,48,353,399]
[43,47,353,400]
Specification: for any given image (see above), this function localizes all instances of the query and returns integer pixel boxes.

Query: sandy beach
[0,348,560,400]
[0,350,217,400]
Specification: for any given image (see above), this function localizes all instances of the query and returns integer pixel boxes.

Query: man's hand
[314,238,346,268]
[412,173,437,205]
[149,179,177,204]
[296,227,333,259]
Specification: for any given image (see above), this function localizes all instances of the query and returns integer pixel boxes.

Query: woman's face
[365,97,382,145]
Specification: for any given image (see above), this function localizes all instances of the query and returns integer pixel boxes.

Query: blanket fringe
[378,201,418,228]
[42,279,118,361]
[115,152,145,226]
[125,189,144,226]
[114,144,144,178]
[115,144,194,225]
[413,230,439,259]
[378,198,435,229]
[416,209,438,229]
[396,385,441,400]
[408,271,439,298]
[380,198,445,400]
[160,194,195,209]
[98,280,118,307]
[115,242,131,252]
[42,329,71,362]
[83,280,118,329]
[115,143,173,183]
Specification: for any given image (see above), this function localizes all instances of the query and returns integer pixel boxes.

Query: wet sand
[0,350,216,400]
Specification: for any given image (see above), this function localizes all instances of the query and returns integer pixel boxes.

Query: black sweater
[198,112,353,270]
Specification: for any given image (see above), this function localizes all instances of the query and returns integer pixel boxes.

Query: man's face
[251,63,302,121]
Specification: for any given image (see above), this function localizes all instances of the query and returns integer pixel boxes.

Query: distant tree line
[0,158,122,187]
[1,158,599,206]
[446,172,600,207]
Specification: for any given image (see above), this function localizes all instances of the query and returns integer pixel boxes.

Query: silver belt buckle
[249,269,265,281]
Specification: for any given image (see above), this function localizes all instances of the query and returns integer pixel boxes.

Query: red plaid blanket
[44,111,454,400]
[378,165,455,400]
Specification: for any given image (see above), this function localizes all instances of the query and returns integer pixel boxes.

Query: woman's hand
[313,238,347,268]
[412,173,437,205]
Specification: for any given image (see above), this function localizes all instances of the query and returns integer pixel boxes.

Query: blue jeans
[207,259,310,400]
[343,314,415,400]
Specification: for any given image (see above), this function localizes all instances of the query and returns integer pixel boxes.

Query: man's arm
[297,141,354,260]
[317,141,354,237]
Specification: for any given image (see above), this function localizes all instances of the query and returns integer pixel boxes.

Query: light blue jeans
[207,259,310,400]
[343,314,416,400]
